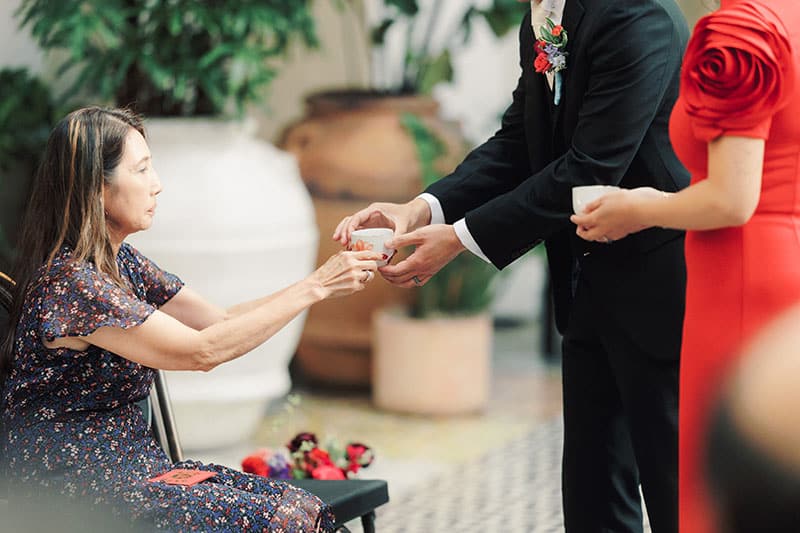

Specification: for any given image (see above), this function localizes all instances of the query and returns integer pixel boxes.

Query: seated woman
[0,106,381,532]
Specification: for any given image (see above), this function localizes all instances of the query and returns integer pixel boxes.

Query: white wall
[0,0,43,73]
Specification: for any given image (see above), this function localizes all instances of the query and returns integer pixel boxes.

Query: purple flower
[268,451,292,479]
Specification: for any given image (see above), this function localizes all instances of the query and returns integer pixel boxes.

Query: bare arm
[644,136,764,229]
[571,136,764,241]
[158,284,301,330]
[46,250,381,371]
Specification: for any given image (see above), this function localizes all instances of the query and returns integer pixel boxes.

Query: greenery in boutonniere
[401,113,501,318]
[16,0,319,116]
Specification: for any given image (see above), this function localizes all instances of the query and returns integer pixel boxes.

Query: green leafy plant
[401,113,500,318]
[16,0,319,116]
[0,68,59,271]
[365,0,528,94]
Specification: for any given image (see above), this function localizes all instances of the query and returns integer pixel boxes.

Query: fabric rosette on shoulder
[681,1,795,142]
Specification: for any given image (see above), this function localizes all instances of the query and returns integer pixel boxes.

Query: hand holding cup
[347,228,395,267]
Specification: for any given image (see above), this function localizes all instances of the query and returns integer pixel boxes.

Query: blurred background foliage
[401,113,500,318]
[368,0,528,94]
[16,0,320,116]
[0,67,59,271]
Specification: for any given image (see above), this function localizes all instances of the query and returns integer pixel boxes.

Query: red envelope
[148,469,217,486]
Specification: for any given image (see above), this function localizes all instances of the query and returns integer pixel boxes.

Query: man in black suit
[335,1,689,531]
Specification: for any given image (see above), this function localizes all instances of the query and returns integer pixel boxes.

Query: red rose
[534,53,552,74]
[680,2,794,141]
[534,40,546,55]
[241,454,269,477]
[287,432,318,453]
[311,465,346,480]
[346,443,374,467]
[304,447,334,473]
[552,25,563,37]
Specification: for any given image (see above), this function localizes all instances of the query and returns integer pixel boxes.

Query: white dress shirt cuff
[417,193,445,225]
[454,218,492,264]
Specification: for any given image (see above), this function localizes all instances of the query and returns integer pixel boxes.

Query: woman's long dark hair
[0,106,145,390]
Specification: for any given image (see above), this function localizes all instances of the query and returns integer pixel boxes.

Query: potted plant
[370,114,501,415]
[16,0,322,450]
[0,68,58,273]
[280,0,526,387]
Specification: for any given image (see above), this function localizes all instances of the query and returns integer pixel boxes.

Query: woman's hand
[570,187,661,242]
[308,250,382,299]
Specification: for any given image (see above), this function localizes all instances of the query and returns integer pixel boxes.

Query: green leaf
[384,0,418,16]
[477,0,528,37]
[370,18,394,46]
[14,0,320,117]
[417,50,453,96]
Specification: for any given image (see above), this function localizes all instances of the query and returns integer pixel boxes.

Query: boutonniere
[534,17,568,105]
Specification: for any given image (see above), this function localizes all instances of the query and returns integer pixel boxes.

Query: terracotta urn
[280,90,467,386]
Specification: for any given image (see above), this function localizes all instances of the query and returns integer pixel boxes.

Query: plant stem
[412,0,444,92]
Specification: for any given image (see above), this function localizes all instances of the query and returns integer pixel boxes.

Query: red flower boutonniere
[535,18,568,74]
[535,17,568,105]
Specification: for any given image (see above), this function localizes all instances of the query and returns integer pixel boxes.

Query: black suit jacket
[427,0,690,354]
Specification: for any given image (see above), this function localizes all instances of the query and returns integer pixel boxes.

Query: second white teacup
[572,185,621,214]
[349,228,395,267]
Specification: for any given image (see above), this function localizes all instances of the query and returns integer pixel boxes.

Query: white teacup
[349,228,395,267]
[572,185,621,214]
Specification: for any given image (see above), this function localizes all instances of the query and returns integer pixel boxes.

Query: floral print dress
[1,244,334,532]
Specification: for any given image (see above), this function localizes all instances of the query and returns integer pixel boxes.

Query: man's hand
[379,224,466,288]
[332,198,432,247]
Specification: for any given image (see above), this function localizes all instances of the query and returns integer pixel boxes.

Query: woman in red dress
[570,1,799,531]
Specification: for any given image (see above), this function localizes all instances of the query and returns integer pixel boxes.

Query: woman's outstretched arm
[46,250,380,371]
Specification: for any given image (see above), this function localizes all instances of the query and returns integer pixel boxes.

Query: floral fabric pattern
[681,0,795,141]
[1,243,334,531]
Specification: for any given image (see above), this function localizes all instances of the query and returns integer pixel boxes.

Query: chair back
[148,371,184,463]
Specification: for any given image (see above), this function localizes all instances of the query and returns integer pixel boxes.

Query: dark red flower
[287,432,318,453]
[680,2,794,141]
[346,443,374,467]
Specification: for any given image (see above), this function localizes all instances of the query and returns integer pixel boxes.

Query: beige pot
[279,90,467,386]
[372,308,492,415]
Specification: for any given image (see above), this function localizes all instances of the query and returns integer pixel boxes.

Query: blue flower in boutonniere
[534,17,568,105]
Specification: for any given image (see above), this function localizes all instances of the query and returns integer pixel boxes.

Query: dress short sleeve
[681,1,795,142]
[119,243,184,307]
[38,260,156,343]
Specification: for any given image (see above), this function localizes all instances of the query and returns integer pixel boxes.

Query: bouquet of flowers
[241,432,374,480]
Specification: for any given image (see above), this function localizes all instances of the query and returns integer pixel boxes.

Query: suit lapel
[551,0,585,128]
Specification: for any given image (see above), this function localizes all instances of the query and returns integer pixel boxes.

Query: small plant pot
[372,307,492,415]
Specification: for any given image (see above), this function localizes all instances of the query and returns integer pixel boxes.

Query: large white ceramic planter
[129,118,318,450]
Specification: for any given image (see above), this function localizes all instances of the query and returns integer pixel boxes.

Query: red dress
[669,1,800,531]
